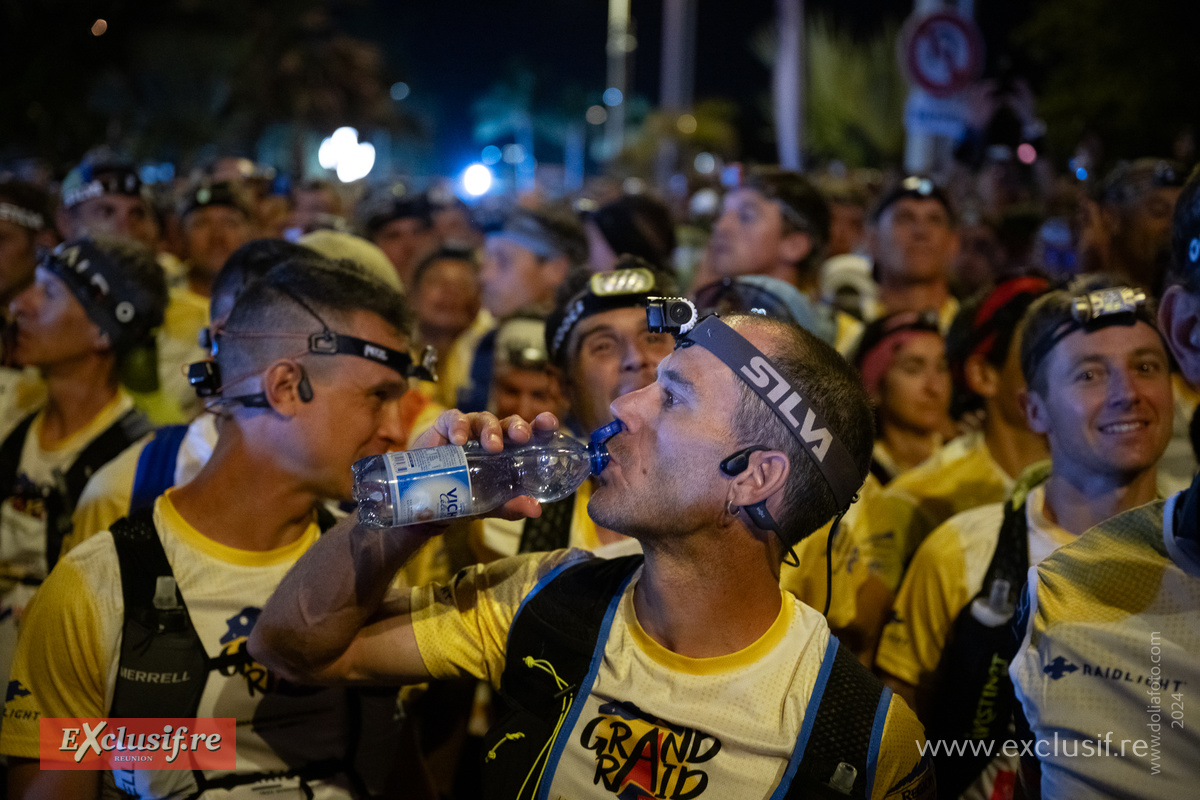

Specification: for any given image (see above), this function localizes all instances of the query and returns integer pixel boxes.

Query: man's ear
[1020,386,1049,434]
[963,352,999,399]
[1160,285,1200,386]
[779,231,813,267]
[729,449,790,509]
[261,360,308,415]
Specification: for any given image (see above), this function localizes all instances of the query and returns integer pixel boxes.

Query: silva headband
[680,315,862,512]
[1022,285,1154,383]
[42,239,158,351]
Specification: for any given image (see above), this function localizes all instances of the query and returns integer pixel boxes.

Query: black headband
[680,316,861,510]
[1022,286,1155,383]
[41,240,158,351]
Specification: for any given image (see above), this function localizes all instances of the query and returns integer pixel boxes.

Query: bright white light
[390,82,411,101]
[481,145,502,165]
[585,105,608,125]
[502,143,526,164]
[462,164,494,197]
[336,142,375,183]
[694,152,716,174]
[319,127,374,182]
[603,88,623,107]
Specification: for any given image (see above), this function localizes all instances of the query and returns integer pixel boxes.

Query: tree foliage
[0,0,410,168]
[752,16,907,168]
[1016,0,1200,160]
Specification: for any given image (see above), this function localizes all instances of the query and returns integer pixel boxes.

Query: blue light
[462,163,493,197]
[603,88,623,107]
[481,145,502,166]
[1076,167,1088,181]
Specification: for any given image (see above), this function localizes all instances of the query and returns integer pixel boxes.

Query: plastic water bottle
[353,430,600,527]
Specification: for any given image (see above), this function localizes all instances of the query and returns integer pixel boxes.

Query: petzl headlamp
[188,284,437,406]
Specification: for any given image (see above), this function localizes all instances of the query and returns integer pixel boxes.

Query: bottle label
[384,446,473,525]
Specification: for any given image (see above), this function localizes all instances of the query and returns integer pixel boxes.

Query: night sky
[335,0,919,172]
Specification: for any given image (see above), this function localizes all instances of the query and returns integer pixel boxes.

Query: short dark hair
[1020,273,1159,396]
[744,167,831,276]
[728,315,873,548]
[218,257,414,386]
[410,246,478,289]
[211,239,318,320]
[586,194,677,271]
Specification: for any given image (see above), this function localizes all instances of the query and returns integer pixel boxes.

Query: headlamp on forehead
[1071,286,1146,327]
[645,296,698,336]
[901,175,935,196]
[1024,284,1156,385]
[547,265,666,364]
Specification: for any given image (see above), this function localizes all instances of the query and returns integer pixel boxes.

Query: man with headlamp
[251,300,935,798]
[1001,168,1200,798]
[878,278,1173,799]
[0,236,166,695]
[3,257,430,798]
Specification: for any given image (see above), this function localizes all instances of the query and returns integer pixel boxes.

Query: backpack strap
[109,510,211,719]
[781,637,890,799]
[482,554,642,800]
[517,494,576,553]
[924,475,1041,798]
[129,423,190,514]
[0,412,37,501]
[109,508,381,797]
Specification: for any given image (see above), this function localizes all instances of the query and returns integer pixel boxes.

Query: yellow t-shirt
[875,484,1076,800]
[67,414,219,553]
[781,472,883,631]
[850,430,1013,594]
[0,391,138,690]
[1010,496,1200,798]
[157,285,210,424]
[834,310,864,358]
[411,550,934,800]
[1,490,393,799]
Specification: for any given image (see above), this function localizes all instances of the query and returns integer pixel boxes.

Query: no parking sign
[901,10,985,98]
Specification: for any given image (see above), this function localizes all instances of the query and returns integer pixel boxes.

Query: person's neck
[633,524,783,658]
[186,268,214,299]
[39,360,119,447]
[879,424,938,474]
[169,424,321,552]
[877,277,948,316]
[1042,467,1159,536]
[983,408,1049,480]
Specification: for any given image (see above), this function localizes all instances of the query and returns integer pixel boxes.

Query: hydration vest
[924,466,1049,798]
[0,408,152,575]
[107,509,392,799]
[482,554,902,800]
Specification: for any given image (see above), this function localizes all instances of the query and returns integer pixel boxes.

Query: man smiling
[877,276,1173,798]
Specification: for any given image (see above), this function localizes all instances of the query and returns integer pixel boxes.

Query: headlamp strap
[683,316,860,510]
[308,331,437,382]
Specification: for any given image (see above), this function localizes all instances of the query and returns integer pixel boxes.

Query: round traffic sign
[903,11,985,98]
